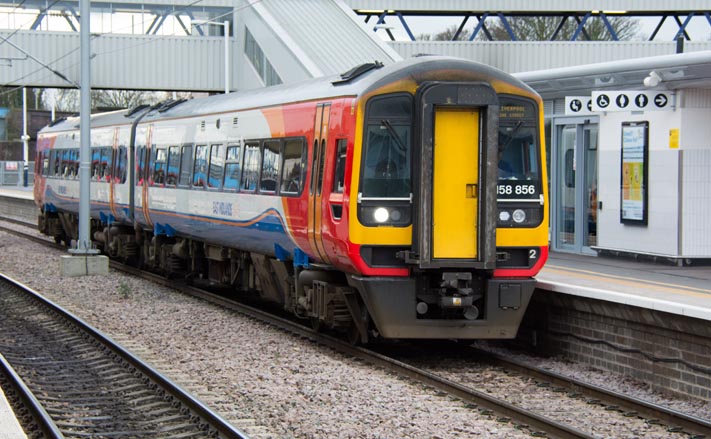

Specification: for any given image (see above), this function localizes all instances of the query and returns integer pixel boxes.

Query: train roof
[40,56,535,134]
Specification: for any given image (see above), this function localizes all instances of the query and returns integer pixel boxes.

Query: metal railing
[0,161,34,186]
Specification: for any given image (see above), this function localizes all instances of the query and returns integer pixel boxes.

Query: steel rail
[0,353,65,439]
[0,273,250,439]
[471,347,711,438]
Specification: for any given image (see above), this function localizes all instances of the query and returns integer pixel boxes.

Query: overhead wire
[1,0,265,93]
[1,0,77,90]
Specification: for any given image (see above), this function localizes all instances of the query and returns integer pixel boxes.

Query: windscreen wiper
[381,119,408,153]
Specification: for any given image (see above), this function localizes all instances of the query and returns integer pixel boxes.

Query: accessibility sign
[564,96,594,115]
[591,91,673,112]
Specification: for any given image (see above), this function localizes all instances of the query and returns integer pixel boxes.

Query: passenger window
[223,144,242,191]
[136,146,146,184]
[166,146,180,186]
[62,150,69,177]
[52,150,60,176]
[179,145,193,186]
[41,152,49,176]
[280,138,304,195]
[193,145,208,187]
[260,140,280,193]
[317,139,327,195]
[310,139,319,195]
[116,146,127,183]
[100,148,112,180]
[333,138,347,193]
[241,142,260,192]
[91,148,102,180]
[70,149,79,178]
[153,147,167,185]
[208,144,225,189]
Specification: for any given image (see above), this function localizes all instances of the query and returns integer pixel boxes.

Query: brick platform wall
[519,290,711,402]
[0,195,37,225]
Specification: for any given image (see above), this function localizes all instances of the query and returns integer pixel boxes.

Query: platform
[0,386,27,439]
[538,252,711,321]
[0,186,33,201]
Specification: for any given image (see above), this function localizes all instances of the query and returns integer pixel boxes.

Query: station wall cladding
[519,291,711,402]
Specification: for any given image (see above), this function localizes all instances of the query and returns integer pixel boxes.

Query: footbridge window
[244,28,282,86]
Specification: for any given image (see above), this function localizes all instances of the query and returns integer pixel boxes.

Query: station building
[518,52,711,263]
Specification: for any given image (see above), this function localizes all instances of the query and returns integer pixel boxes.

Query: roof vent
[332,61,384,85]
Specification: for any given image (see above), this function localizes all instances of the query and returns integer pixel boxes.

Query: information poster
[620,122,648,225]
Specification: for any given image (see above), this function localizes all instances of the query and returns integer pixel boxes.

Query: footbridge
[0,0,402,91]
[2,0,711,92]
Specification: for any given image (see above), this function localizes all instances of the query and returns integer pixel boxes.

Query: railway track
[0,273,249,439]
[1,219,710,438]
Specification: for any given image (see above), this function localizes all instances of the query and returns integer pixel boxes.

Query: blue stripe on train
[42,188,299,259]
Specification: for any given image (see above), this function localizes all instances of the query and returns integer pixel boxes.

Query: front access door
[433,108,480,259]
[555,121,598,254]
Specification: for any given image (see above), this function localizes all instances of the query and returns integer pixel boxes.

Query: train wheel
[310,317,322,331]
[347,323,367,345]
[345,298,370,345]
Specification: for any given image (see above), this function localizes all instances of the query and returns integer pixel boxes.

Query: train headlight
[358,199,412,227]
[497,206,542,228]
[373,207,390,223]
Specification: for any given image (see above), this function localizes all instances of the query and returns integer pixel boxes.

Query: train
[34,56,549,343]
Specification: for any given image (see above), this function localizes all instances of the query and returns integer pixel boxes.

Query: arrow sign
[654,93,668,108]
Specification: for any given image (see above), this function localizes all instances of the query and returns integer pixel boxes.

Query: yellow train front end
[343,57,548,340]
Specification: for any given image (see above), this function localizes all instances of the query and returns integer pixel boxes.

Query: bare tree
[91,89,160,111]
[483,16,640,41]
[43,89,80,112]
[418,24,472,41]
[42,89,192,114]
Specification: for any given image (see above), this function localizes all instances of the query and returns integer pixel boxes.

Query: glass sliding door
[554,121,598,254]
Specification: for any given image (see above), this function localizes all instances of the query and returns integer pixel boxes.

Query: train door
[412,83,498,270]
[139,124,154,228]
[554,120,598,254]
[109,127,120,220]
[307,103,332,263]
[433,108,480,259]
